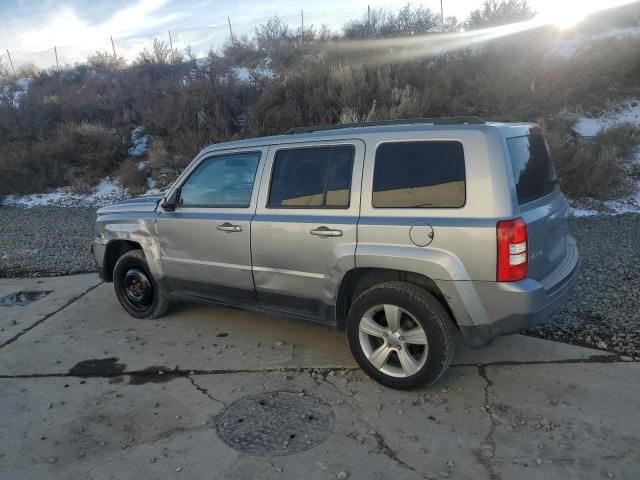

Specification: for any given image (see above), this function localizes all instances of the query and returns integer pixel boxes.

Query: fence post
[228,17,234,43]
[168,30,174,62]
[6,49,16,76]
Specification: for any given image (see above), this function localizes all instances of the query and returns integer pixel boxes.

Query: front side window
[268,145,354,208]
[373,141,466,208]
[178,152,260,208]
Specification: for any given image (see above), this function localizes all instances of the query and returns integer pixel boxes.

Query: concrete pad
[0,274,100,346]
[1,275,637,479]
[0,375,228,479]
[0,283,356,376]
[2,363,638,480]
[0,368,487,480]
[0,277,614,376]
[485,363,640,479]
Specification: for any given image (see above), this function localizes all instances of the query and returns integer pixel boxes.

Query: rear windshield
[506,133,557,205]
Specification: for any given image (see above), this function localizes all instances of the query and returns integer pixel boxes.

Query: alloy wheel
[358,304,429,378]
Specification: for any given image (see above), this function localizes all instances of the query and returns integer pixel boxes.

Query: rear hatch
[506,128,569,281]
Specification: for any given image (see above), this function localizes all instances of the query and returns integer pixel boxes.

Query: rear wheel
[113,250,169,319]
[346,281,456,389]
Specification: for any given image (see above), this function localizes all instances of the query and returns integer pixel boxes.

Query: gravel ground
[1,207,638,356]
[0,207,97,277]
[532,214,640,357]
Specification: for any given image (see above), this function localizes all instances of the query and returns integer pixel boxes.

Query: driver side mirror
[161,188,180,212]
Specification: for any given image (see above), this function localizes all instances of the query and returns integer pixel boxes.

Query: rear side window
[268,145,354,208]
[373,141,466,208]
[506,133,557,205]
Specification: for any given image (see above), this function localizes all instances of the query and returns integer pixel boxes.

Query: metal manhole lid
[216,390,334,456]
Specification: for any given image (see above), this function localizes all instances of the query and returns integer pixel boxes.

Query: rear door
[506,130,568,281]
[251,139,365,322]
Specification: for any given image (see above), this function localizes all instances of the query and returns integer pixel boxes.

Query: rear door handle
[309,226,343,237]
[217,222,242,233]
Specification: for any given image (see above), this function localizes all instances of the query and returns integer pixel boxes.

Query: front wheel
[346,281,456,389]
[113,250,169,319]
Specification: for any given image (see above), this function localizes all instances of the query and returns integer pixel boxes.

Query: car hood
[96,194,164,215]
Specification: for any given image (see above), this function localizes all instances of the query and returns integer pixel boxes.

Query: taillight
[497,217,528,282]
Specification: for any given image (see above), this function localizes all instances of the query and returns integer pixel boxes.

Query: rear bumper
[448,236,579,348]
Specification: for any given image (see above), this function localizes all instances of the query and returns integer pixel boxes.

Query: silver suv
[93,117,579,388]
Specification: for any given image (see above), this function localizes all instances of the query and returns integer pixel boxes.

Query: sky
[0,0,635,68]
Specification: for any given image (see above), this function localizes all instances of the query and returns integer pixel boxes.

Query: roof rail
[286,116,486,134]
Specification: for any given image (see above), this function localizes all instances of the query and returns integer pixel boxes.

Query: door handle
[309,226,343,237]
[217,222,242,233]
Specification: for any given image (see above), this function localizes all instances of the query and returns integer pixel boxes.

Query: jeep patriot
[93,117,579,388]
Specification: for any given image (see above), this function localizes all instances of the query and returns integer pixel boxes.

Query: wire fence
[0,4,409,73]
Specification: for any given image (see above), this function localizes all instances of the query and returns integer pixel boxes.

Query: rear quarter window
[372,141,466,208]
[506,133,557,205]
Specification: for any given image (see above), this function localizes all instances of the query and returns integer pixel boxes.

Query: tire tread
[113,250,169,319]
[347,281,456,388]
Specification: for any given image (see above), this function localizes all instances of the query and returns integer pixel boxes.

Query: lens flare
[324,0,639,65]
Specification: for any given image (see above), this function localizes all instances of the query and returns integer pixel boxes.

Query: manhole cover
[216,391,334,456]
[0,291,51,307]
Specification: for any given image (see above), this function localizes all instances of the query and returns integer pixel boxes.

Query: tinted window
[373,141,465,208]
[179,152,260,207]
[268,146,354,208]
[506,133,557,205]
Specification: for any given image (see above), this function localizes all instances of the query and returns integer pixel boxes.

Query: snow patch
[553,25,640,57]
[1,77,32,108]
[231,66,274,82]
[2,177,129,208]
[128,126,149,157]
[573,100,640,137]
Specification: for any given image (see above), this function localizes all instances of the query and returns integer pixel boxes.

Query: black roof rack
[286,116,486,134]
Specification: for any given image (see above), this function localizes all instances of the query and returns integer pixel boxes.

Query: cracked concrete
[0,274,638,479]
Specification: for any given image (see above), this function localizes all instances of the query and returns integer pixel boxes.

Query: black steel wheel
[113,250,169,319]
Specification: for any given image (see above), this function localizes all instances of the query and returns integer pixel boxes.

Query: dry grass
[116,159,148,194]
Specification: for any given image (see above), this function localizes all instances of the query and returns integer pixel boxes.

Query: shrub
[147,137,172,174]
[466,0,535,29]
[344,4,441,38]
[134,39,183,66]
[0,122,126,197]
[545,120,640,200]
[116,158,148,194]
[87,51,127,71]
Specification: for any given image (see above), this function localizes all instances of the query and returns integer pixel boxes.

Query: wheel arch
[336,268,459,331]
[102,240,143,282]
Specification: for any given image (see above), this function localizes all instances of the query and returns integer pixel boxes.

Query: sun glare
[550,6,588,29]
[539,0,639,30]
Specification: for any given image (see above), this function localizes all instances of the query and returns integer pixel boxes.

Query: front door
[156,148,266,306]
[251,140,365,322]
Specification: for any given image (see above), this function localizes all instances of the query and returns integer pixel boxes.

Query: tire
[113,250,169,319]
[346,281,456,389]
